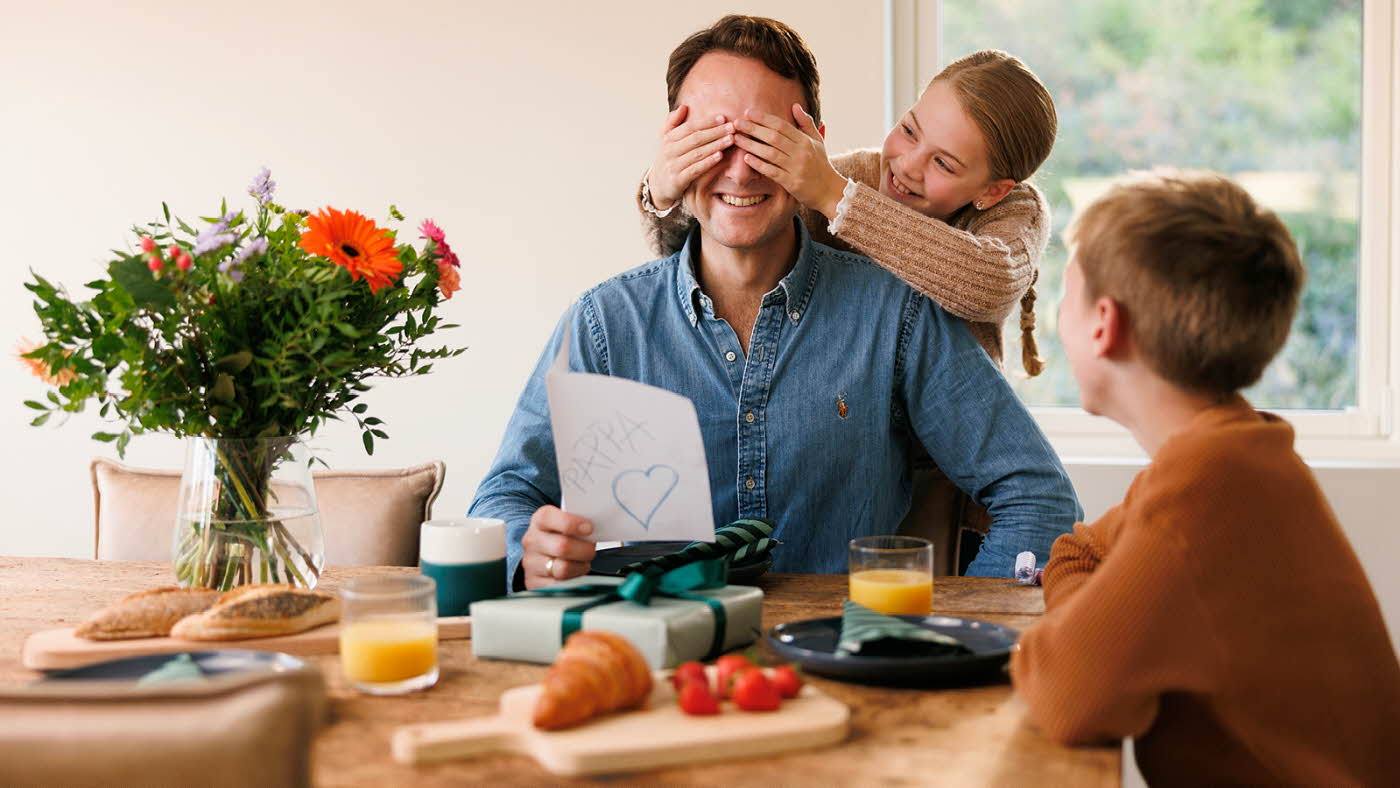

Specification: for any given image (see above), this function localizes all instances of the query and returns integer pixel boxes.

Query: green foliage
[944,0,1360,409]
[20,174,466,454]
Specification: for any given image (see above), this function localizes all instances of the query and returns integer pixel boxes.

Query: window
[940,0,1363,411]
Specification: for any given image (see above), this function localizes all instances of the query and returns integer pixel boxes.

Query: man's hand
[733,104,847,220]
[521,505,598,589]
[646,105,734,211]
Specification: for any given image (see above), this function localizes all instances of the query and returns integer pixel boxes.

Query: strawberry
[671,660,708,692]
[677,677,719,715]
[715,653,752,699]
[767,664,803,699]
[731,667,781,711]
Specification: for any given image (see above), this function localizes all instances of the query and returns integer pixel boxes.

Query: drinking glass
[339,575,439,694]
[848,535,934,615]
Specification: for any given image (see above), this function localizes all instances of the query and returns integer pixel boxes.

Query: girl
[639,49,1057,376]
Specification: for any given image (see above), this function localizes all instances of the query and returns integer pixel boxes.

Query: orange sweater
[1010,400,1400,784]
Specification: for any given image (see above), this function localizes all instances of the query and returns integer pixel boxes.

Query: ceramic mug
[419,518,507,616]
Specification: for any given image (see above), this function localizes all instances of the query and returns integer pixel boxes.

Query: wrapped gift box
[470,575,763,669]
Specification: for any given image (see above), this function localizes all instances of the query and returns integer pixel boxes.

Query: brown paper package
[0,666,326,788]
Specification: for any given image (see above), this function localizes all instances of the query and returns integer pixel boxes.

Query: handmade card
[545,328,715,542]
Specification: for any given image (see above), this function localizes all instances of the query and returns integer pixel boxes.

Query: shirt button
[745,411,755,423]
[725,351,737,362]
[745,478,756,490]
[789,310,801,321]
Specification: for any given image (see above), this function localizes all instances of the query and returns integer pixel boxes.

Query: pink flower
[439,240,460,268]
[418,219,446,244]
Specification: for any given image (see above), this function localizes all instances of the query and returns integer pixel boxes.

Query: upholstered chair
[91,458,446,567]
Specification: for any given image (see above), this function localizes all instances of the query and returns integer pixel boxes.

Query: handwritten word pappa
[561,410,655,494]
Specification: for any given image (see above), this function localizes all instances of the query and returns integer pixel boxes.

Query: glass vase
[172,436,326,590]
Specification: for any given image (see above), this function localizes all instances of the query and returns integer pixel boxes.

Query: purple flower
[219,237,267,284]
[248,167,276,206]
[193,212,239,256]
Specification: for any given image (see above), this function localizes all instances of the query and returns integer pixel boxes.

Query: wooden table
[0,557,1119,786]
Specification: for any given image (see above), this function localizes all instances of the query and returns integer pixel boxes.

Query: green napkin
[136,653,207,685]
[836,599,971,658]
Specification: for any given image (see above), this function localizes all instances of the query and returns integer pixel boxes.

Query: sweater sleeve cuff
[826,177,860,236]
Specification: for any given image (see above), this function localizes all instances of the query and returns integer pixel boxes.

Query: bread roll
[170,584,340,641]
[532,630,653,730]
[74,587,222,641]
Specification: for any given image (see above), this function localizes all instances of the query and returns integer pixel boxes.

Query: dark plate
[766,615,1019,686]
[40,649,308,682]
[589,541,772,585]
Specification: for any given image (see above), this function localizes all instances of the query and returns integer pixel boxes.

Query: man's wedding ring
[545,556,556,577]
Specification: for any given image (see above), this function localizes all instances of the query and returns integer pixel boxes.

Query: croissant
[532,630,654,730]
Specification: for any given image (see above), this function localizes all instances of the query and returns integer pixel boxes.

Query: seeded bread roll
[74,587,223,641]
[170,584,340,641]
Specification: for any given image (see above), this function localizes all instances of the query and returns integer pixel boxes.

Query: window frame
[887,0,1400,461]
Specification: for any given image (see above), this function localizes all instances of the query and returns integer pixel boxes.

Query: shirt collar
[675,218,820,328]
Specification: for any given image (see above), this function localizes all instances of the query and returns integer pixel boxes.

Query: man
[470,15,1081,590]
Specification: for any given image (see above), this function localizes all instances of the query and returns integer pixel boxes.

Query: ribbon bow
[517,556,730,660]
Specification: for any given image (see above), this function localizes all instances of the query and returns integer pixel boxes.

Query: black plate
[589,541,772,585]
[766,615,1018,686]
[40,650,307,682]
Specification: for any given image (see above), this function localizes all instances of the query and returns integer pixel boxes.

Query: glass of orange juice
[339,575,439,694]
[848,536,934,615]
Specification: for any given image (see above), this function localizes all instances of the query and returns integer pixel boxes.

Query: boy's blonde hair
[1067,169,1305,397]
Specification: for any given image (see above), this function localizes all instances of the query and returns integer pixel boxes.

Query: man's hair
[1067,169,1305,397]
[666,15,821,125]
[932,50,1056,183]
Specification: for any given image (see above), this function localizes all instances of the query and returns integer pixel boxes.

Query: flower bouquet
[20,168,465,589]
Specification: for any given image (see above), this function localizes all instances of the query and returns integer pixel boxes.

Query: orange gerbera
[16,338,76,386]
[299,208,402,293]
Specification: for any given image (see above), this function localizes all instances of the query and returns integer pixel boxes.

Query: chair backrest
[896,460,991,577]
[91,458,446,566]
[0,667,324,788]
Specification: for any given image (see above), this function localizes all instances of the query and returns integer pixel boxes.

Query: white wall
[3,2,1395,655]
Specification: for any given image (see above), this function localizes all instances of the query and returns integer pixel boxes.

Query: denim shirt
[469,221,1081,581]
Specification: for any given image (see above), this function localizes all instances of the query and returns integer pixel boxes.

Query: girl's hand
[646,106,735,211]
[734,104,848,219]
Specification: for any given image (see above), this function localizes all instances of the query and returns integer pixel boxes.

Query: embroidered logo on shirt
[837,392,849,419]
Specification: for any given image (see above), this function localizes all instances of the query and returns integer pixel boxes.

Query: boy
[1010,170,1400,784]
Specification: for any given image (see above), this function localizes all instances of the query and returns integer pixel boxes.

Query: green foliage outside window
[942,0,1361,409]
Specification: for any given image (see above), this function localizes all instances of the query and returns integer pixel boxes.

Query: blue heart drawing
[611,465,680,530]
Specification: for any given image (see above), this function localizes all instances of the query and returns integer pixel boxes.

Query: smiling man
[469,15,1081,590]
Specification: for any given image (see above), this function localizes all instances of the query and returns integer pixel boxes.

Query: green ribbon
[620,518,779,575]
[515,557,731,660]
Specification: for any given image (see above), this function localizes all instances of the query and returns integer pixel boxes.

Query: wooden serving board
[22,616,471,671]
[392,669,849,776]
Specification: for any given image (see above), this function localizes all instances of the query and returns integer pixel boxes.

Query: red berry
[677,678,720,715]
[176,253,192,271]
[671,660,708,692]
[139,236,156,252]
[166,244,181,259]
[767,664,803,699]
[731,667,781,711]
[146,255,163,272]
[715,654,752,699]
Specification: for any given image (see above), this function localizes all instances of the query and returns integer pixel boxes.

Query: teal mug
[419,518,507,616]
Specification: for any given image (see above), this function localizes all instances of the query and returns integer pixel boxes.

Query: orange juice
[849,569,933,615]
[340,618,438,683]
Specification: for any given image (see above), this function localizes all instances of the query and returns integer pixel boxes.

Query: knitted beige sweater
[640,148,1051,373]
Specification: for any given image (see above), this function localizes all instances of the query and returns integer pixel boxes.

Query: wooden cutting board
[22,616,471,671]
[392,669,849,776]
